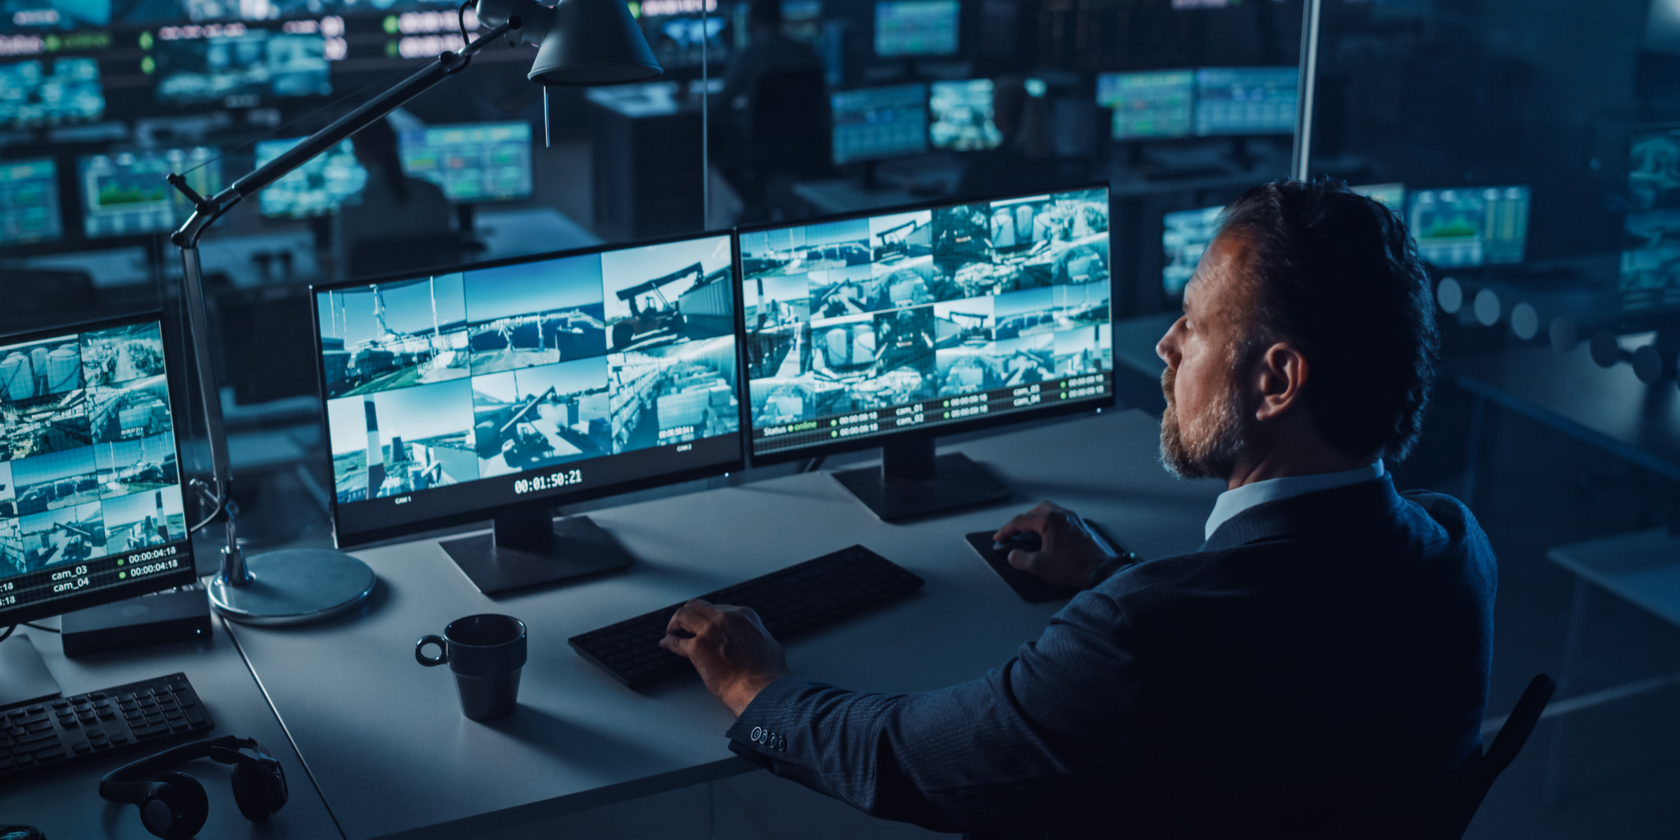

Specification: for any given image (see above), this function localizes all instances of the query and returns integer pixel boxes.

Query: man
[714,0,823,145]
[661,180,1495,838]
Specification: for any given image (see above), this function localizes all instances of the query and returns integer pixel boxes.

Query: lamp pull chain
[544,86,551,149]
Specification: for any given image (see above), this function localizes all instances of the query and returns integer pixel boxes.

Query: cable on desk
[0,625,14,645]
[801,456,826,473]
[22,623,58,634]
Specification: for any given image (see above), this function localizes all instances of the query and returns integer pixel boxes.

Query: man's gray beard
[1159,366,1248,481]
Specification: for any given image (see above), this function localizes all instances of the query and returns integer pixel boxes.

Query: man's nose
[1157,317,1185,368]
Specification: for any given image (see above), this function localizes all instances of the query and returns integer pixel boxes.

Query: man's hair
[1217,179,1441,463]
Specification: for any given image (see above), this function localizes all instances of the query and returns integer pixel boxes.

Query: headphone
[98,736,287,839]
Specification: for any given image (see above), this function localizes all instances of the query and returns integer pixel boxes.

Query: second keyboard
[570,545,925,689]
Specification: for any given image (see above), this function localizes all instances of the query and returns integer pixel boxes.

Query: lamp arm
[163,19,516,566]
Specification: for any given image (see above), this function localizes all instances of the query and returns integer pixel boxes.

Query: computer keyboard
[570,545,925,689]
[0,672,214,780]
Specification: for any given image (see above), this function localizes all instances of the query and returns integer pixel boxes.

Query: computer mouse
[992,532,1042,554]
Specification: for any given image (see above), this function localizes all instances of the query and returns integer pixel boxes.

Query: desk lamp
[166,0,660,625]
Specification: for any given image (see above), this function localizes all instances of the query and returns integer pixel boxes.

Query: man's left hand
[660,599,788,716]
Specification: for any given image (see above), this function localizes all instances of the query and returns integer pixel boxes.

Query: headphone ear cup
[141,772,209,840]
[229,762,284,822]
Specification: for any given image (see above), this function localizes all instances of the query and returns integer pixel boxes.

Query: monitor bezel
[733,182,1118,469]
[309,229,748,549]
[0,310,199,626]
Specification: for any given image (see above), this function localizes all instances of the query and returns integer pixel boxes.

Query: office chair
[1313,673,1557,840]
[728,69,831,221]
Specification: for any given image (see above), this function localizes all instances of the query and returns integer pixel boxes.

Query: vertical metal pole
[1291,0,1323,181]
[1543,577,1592,806]
[700,0,710,227]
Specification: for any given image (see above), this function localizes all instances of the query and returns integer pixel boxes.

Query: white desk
[224,408,1221,839]
[0,619,343,839]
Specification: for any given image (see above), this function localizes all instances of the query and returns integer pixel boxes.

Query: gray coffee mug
[416,614,527,721]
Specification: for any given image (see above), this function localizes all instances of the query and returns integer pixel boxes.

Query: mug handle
[415,635,449,666]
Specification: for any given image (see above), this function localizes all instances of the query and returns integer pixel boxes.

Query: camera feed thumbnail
[0,320,185,575]
[320,235,739,504]
[1162,204,1223,297]
[0,57,105,130]
[740,189,1110,445]
[1624,126,1680,311]
[929,79,1002,151]
[153,30,330,105]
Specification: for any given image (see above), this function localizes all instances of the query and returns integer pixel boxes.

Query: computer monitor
[78,147,223,239]
[873,0,958,58]
[1192,66,1297,136]
[1161,203,1222,298]
[929,79,1002,152]
[0,0,110,30]
[398,121,533,204]
[1406,185,1530,269]
[737,185,1114,521]
[255,137,366,219]
[831,83,929,166]
[1351,182,1406,213]
[311,232,743,593]
[153,30,331,105]
[638,7,730,70]
[0,314,195,707]
[1624,125,1680,311]
[1097,69,1194,140]
[0,57,105,129]
[0,157,62,247]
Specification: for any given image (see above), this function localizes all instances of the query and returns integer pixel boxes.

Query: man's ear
[1252,342,1308,423]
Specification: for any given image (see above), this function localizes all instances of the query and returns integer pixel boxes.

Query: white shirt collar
[1204,460,1386,542]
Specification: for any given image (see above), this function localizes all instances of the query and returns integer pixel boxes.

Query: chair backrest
[347,236,473,281]
[1311,673,1557,840]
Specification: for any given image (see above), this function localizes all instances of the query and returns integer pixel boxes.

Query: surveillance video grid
[0,319,192,621]
[740,187,1113,457]
[318,235,740,512]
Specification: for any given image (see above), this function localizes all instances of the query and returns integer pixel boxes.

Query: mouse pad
[965,531,1083,603]
[964,524,1128,604]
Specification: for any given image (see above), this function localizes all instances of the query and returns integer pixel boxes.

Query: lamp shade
[530,0,661,86]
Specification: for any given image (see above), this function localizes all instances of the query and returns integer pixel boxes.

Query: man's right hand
[993,501,1119,589]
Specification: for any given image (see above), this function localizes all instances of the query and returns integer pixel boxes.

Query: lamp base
[209,549,376,626]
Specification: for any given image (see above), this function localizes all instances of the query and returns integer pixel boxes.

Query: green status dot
[831,431,838,438]
[119,572,126,580]
[116,559,124,566]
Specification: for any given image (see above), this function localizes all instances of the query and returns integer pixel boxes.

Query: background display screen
[739,188,1113,459]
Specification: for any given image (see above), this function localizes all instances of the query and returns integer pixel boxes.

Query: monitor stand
[456,204,476,237]
[439,502,635,596]
[0,634,62,709]
[831,434,1012,522]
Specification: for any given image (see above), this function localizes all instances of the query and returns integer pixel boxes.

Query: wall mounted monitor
[1096,69,1193,140]
[1351,182,1406,213]
[1624,125,1680,311]
[873,0,958,58]
[153,30,330,105]
[1192,66,1297,136]
[0,157,62,246]
[398,121,533,204]
[311,232,743,592]
[78,147,223,239]
[1406,185,1529,269]
[737,185,1114,520]
[0,0,109,32]
[1161,203,1222,297]
[255,136,366,219]
[0,57,105,129]
[929,78,1001,152]
[0,314,196,626]
[831,83,928,165]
